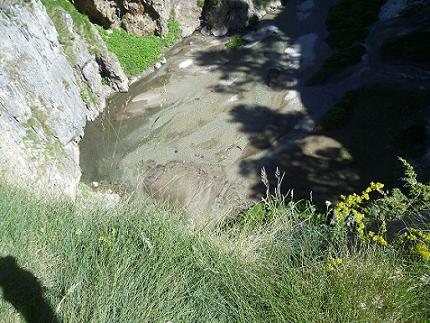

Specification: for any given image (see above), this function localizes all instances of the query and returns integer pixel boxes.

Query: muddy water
[80,0,351,220]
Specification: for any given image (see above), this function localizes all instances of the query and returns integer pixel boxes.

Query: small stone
[154,62,162,70]
[201,26,211,36]
[212,26,228,37]
[91,181,100,189]
[179,59,193,69]
[160,57,167,65]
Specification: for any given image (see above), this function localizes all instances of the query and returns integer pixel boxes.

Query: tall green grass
[0,182,428,322]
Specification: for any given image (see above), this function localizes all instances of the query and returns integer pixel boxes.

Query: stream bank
[80,0,430,220]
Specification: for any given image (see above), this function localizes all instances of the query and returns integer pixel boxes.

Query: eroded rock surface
[203,0,282,36]
[0,0,127,197]
[80,3,336,219]
[73,0,203,37]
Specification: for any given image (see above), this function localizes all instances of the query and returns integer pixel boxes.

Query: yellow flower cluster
[414,244,430,261]
[326,257,343,272]
[367,221,388,246]
[399,229,430,261]
[99,228,118,247]
[336,182,384,222]
[335,182,386,245]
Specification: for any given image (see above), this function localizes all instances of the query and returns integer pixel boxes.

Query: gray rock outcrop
[72,0,203,38]
[165,0,203,37]
[0,0,128,197]
[203,0,283,36]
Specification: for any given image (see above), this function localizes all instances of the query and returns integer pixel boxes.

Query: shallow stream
[80,0,429,219]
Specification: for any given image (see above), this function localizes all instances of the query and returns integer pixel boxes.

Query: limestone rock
[0,0,128,198]
[165,0,203,37]
[73,0,203,38]
[0,0,85,197]
[72,0,118,27]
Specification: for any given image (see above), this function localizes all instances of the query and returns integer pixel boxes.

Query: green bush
[319,90,359,130]
[325,0,387,48]
[248,15,260,29]
[225,36,247,48]
[312,0,388,84]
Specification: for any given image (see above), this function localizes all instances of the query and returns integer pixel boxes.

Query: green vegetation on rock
[41,0,181,77]
[98,17,181,77]
[80,86,97,107]
[22,107,66,160]
[225,36,247,48]
[40,0,102,56]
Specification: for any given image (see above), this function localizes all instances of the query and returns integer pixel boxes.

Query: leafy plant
[225,36,247,48]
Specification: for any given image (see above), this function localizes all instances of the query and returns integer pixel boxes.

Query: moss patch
[225,36,247,48]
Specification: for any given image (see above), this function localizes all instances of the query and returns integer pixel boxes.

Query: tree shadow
[0,256,60,323]
[228,104,361,202]
[194,0,430,204]
[192,0,361,202]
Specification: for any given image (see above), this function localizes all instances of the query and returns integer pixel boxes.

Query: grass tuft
[0,171,429,321]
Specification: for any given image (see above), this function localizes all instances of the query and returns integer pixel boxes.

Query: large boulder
[203,0,282,36]
[71,0,118,27]
[165,0,203,37]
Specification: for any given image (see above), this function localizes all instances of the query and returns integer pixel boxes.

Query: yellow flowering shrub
[99,227,118,247]
[334,160,430,262]
[398,229,430,262]
[335,182,387,246]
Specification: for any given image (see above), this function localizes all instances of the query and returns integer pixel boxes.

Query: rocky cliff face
[203,0,282,36]
[0,0,283,198]
[72,0,203,38]
[72,0,283,39]
[0,0,127,197]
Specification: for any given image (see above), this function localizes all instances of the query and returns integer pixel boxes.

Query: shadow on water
[194,0,429,202]
[0,256,59,323]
